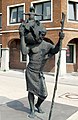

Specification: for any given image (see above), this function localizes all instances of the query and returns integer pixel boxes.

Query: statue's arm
[49,32,64,55]
[48,41,59,56]
[19,24,29,55]
[50,40,60,54]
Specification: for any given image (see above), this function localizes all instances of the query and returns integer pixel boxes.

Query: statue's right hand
[59,32,65,40]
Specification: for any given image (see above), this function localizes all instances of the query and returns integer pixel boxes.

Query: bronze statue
[19,6,64,118]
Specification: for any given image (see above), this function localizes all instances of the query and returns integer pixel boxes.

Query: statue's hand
[59,32,65,40]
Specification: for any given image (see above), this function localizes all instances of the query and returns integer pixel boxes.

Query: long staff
[48,12,65,120]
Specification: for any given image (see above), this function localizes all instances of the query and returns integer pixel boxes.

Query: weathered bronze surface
[19,6,64,118]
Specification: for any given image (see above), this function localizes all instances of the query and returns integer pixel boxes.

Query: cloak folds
[25,66,48,100]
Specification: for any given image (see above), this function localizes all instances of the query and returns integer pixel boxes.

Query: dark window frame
[22,54,27,62]
[20,51,27,62]
[0,14,2,28]
[10,5,24,24]
[66,44,75,63]
[34,1,51,21]
[68,1,78,21]
[0,44,2,58]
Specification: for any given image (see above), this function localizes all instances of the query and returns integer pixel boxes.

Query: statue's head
[23,6,42,19]
[29,6,35,13]
[28,6,35,20]
[24,32,43,45]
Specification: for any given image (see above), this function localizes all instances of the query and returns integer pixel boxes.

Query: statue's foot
[28,112,35,118]
[35,104,44,113]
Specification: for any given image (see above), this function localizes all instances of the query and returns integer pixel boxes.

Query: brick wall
[0,36,2,44]
[1,0,78,72]
[76,43,78,72]
[0,0,2,13]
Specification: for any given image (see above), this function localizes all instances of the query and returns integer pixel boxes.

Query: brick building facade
[0,0,78,75]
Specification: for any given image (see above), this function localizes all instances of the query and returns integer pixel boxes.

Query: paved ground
[0,69,78,120]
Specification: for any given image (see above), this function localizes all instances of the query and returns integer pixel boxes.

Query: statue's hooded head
[28,6,35,20]
[24,6,42,18]
[29,6,35,13]
[22,6,46,45]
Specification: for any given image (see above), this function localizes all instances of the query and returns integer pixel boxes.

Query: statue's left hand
[59,32,65,40]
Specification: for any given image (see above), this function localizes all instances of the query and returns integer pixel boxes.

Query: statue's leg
[35,97,46,113]
[28,92,35,118]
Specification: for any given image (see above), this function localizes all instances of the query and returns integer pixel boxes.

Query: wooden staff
[48,12,65,120]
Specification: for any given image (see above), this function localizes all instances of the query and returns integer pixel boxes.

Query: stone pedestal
[1,48,9,71]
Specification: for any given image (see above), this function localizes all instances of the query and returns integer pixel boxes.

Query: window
[0,44,2,58]
[66,44,75,63]
[9,5,24,24]
[33,1,51,21]
[20,52,27,62]
[68,1,78,21]
[22,54,27,62]
[0,14,2,28]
